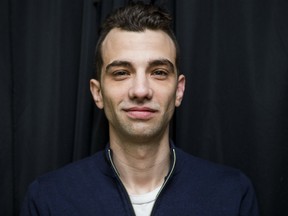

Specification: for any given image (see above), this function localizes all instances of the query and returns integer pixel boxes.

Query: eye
[112,70,130,80]
[151,69,169,79]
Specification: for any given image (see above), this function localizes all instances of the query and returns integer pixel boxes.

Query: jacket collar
[103,140,178,178]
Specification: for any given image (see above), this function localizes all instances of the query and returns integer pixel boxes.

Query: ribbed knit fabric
[20,147,259,216]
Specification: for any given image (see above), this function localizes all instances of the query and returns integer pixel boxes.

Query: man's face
[90,28,185,143]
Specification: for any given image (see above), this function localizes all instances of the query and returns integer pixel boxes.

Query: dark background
[1,0,287,215]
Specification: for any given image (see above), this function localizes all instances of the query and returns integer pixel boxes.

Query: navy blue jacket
[21,147,259,215]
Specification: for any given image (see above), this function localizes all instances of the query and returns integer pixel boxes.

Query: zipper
[107,147,177,216]
[107,149,136,216]
[150,148,176,216]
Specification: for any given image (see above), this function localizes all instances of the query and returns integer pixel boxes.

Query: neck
[109,137,171,195]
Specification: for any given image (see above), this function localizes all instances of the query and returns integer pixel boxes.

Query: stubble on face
[102,91,176,144]
[99,29,183,145]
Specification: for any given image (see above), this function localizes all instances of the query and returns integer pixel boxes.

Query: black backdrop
[1,0,287,215]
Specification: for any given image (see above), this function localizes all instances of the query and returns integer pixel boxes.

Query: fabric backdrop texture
[0,0,287,215]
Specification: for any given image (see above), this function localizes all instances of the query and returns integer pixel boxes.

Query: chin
[125,128,165,142]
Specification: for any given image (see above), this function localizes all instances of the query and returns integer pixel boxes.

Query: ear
[90,79,104,109]
[175,74,185,107]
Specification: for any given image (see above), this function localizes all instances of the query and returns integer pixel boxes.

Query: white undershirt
[129,186,162,216]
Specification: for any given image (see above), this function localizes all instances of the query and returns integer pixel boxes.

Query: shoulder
[174,148,255,193]
[39,150,106,182]
[20,150,124,215]
[27,150,110,196]
[156,148,259,215]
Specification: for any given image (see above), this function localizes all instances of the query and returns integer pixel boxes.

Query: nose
[128,73,153,102]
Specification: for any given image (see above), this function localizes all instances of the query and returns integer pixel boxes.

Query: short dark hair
[94,1,179,80]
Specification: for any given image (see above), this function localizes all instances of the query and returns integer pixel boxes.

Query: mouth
[123,107,158,120]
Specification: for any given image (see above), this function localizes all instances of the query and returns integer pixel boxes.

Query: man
[21,2,259,215]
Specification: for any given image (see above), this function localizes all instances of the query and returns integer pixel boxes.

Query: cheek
[101,88,125,112]
[157,88,177,111]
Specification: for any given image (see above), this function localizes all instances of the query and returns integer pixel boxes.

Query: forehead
[101,28,176,66]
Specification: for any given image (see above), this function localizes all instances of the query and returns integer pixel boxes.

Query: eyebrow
[105,58,175,73]
[148,59,175,73]
[105,60,132,72]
